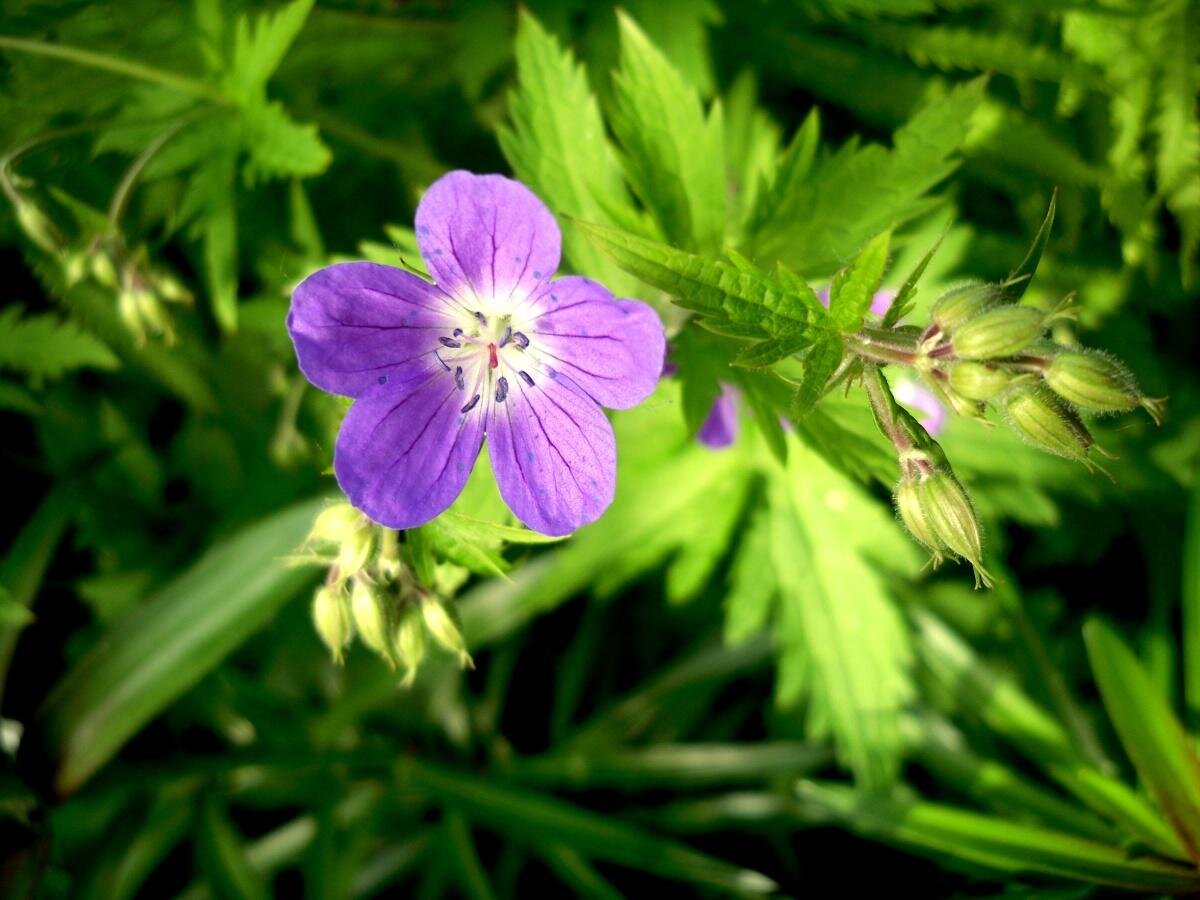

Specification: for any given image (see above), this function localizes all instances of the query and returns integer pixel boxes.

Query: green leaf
[731,336,809,369]
[798,781,1200,893]
[746,109,819,242]
[572,218,830,343]
[881,232,943,328]
[30,498,323,794]
[671,326,730,437]
[1004,190,1056,300]
[241,99,331,182]
[1084,618,1200,862]
[770,438,919,788]
[439,512,564,546]
[748,77,986,277]
[1184,466,1200,728]
[0,306,119,382]
[498,12,640,294]
[198,798,269,900]
[829,230,891,332]
[789,336,844,421]
[0,587,33,634]
[226,0,315,100]
[609,11,725,253]
[408,759,777,894]
[416,516,510,580]
[723,507,776,644]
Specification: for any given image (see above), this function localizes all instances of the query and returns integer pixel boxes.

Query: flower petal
[415,171,561,303]
[698,383,740,449]
[526,276,665,409]
[288,262,457,398]
[334,362,485,530]
[487,373,615,536]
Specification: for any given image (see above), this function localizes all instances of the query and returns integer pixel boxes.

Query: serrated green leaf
[0,306,119,381]
[227,0,315,100]
[572,218,829,343]
[770,437,918,788]
[829,230,891,331]
[609,11,725,253]
[789,337,844,421]
[746,108,818,240]
[498,11,640,294]
[416,517,510,580]
[241,99,330,182]
[748,77,985,277]
[1084,618,1200,862]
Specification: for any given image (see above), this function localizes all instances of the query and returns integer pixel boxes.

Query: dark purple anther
[453,327,463,337]
[433,350,450,371]
[499,326,512,348]
[518,370,534,387]
[513,331,529,349]
[440,336,461,348]
[495,376,509,403]
[454,366,465,390]
[474,311,488,325]
[460,393,480,413]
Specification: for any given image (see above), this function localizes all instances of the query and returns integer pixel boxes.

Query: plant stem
[0,34,227,103]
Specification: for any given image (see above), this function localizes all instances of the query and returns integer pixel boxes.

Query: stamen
[433,350,450,371]
[460,394,480,413]
[513,331,530,349]
[488,343,498,369]
[519,370,534,387]
[474,311,488,325]
[499,326,512,347]
[452,328,463,337]
[439,336,461,348]
[454,366,464,390]
[495,376,509,403]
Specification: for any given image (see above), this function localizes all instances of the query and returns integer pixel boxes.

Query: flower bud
[1002,386,1096,467]
[951,306,1046,360]
[117,289,145,343]
[154,272,192,304]
[394,610,425,687]
[1044,352,1147,417]
[916,472,993,588]
[15,199,60,252]
[931,283,1002,333]
[894,477,945,565]
[350,578,393,661]
[309,504,373,578]
[63,250,88,287]
[90,252,118,288]
[948,362,1018,402]
[312,585,353,663]
[421,599,473,669]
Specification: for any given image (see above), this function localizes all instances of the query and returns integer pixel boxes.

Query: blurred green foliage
[1,0,1198,895]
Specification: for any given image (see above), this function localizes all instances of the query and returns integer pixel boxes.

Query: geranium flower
[287,171,665,536]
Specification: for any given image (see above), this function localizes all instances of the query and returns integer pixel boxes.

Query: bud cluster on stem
[300,501,473,681]
[846,281,1163,481]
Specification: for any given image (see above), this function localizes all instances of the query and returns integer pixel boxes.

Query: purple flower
[287,171,665,536]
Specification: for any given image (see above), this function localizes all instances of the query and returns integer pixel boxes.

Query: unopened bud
[421,599,473,669]
[894,476,945,565]
[117,289,145,343]
[309,504,373,578]
[1044,351,1157,420]
[931,283,1002,333]
[951,306,1046,360]
[350,578,393,661]
[948,361,1019,402]
[90,252,118,288]
[312,585,353,663]
[394,610,425,687]
[917,473,993,588]
[1003,386,1097,468]
[15,200,60,252]
[154,272,192,304]
[63,250,87,286]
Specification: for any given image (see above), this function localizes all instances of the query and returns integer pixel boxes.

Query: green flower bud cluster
[302,502,473,682]
[893,452,993,589]
[905,285,1165,472]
